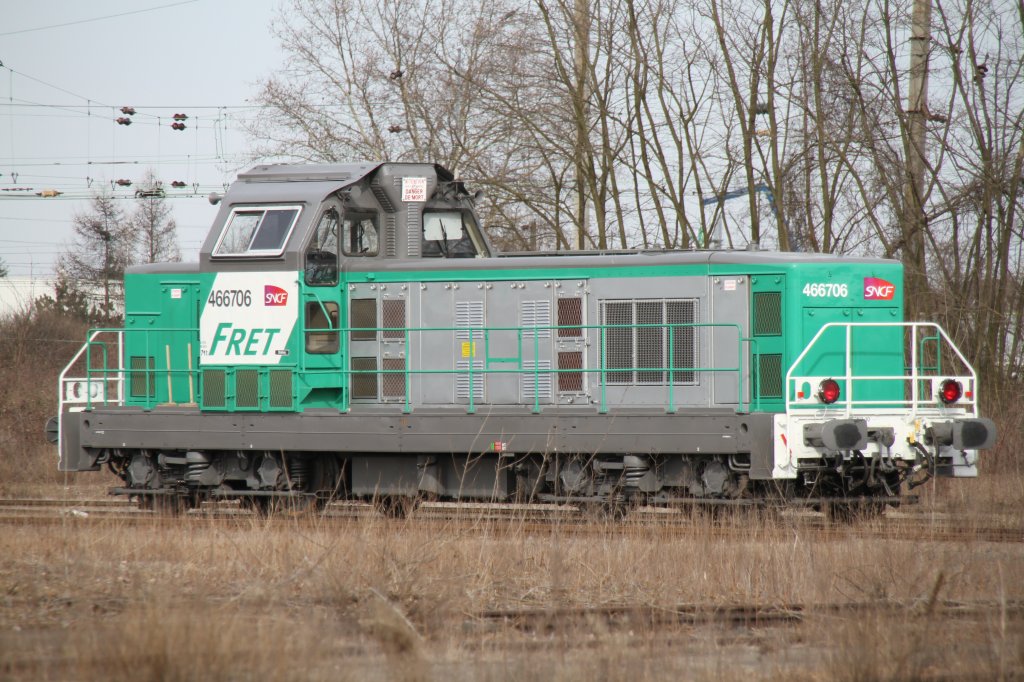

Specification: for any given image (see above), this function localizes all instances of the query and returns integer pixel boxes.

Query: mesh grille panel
[350,299,377,340]
[753,291,783,336]
[381,358,406,398]
[268,369,293,408]
[601,299,698,385]
[757,353,783,399]
[636,301,664,384]
[382,299,406,340]
[129,356,155,398]
[202,370,225,408]
[667,300,697,383]
[351,357,377,399]
[521,300,551,338]
[522,361,552,399]
[558,351,584,393]
[235,369,259,408]
[557,298,583,337]
[603,301,633,384]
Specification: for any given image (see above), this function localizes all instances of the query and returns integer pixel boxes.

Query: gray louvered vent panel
[521,361,552,399]
[370,179,395,212]
[384,213,397,257]
[521,300,551,338]
[455,361,485,399]
[406,203,419,257]
[455,301,484,340]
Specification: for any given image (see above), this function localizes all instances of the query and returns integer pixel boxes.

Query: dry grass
[1,504,1022,680]
[1,310,1022,679]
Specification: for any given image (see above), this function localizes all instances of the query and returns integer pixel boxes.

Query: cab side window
[305,209,340,286]
[422,211,478,258]
[343,212,379,256]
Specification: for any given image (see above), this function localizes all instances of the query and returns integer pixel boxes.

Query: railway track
[0,497,1020,544]
[469,597,1024,634]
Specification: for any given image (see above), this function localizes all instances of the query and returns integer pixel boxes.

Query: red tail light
[939,379,963,405]
[817,379,841,404]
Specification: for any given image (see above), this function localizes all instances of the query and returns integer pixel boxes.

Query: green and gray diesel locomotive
[53,163,997,514]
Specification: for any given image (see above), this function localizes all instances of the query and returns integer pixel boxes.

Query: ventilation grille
[600,299,698,385]
[370,178,396,212]
[268,369,293,408]
[558,351,584,393]
[456,360,485,399]
[381,358,406,398]
[406,203,419,257]
[753,291,783,336]
[129,356,155,398]
[382,299,407,340]
[455,300,484,340]
[384,213,397,257]
[351,357,378,400]
[521,300,551,338]
[235,369,259,408]
[350,298,377,340]
[756,353,783,399]
[202,370,226,408]
[522,360,552,399]
[558,298,583,337]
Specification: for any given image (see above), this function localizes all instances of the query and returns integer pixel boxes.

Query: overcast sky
[0,0,285,277]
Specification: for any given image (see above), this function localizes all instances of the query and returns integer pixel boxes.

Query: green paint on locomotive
[119,255,904,416]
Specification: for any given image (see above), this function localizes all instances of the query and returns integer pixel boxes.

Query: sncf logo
[264,285,288,306]
[863,277,895,301]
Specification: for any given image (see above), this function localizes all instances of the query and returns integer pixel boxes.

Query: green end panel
[202,370,226,408]
[236,369,260,409]
[269,369,294,409]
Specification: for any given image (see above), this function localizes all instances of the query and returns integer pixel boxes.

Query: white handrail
[57,330,125,457]
[785,322,979,418]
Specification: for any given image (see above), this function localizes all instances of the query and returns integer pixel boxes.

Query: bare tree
[58,192,134,322]
[132,170,180,264]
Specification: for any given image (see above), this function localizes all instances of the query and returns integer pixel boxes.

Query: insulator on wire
[171,122,186,131]
[171,180,187,188]
[120,106,136,115]
[172,113,188,121]
[116,117,132,126]
[115,178,132,187]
